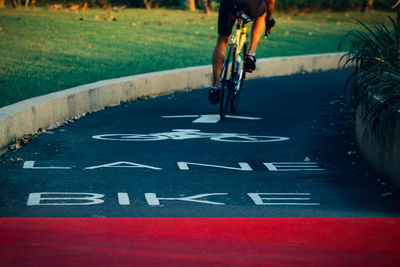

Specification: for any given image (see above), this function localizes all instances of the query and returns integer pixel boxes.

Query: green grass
[0,7,395,107]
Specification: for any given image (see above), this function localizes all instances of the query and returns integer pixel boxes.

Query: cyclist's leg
[212,0,235,86]
[244,12,266,72]
[249,12,266,53]
[212,34,230,86]
[210,0,235,104]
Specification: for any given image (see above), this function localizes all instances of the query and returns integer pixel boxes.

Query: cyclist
[209,0,275,104]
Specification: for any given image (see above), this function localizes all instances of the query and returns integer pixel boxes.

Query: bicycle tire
[230,43,247,113]
[226,45,237,114]
[92,134,168,141]
[219,45,233,120]
[211,135,290,143]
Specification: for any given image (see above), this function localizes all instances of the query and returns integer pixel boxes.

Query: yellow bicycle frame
[231,15,250,59]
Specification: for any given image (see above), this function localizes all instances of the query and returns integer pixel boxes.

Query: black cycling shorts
[218,0,267,36]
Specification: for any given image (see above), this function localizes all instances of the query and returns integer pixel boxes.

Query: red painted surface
[1,217,400,266]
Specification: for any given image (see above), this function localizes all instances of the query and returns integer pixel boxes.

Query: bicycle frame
[233,15,250,58]
[219,12,253,84]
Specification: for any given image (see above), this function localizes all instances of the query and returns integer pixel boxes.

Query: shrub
[341,17,400,135]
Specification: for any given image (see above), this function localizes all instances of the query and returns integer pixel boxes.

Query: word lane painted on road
[23,161,325,172]
[27,192,320,206]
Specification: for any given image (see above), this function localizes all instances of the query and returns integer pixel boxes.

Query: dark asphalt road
[1,70,400,218]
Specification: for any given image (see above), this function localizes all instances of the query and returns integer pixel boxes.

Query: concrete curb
[0,52,347,151]
[356,99,400,188]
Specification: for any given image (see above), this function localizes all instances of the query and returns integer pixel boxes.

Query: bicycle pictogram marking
[92,129,290,143]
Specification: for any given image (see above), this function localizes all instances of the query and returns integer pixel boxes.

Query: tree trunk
[143,0,152,10]
[188,0,195,11]
[362,0,374,12]
[11,0,19,8]
[0,0,5,8]
[25,0,30,8]
[202,0,210,14]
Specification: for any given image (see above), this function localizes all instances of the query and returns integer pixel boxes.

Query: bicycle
[92,129,289,143]
[218,11,254,120]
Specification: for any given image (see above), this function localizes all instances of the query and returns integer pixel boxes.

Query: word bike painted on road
[27,192,321,206]
[92,129,289,143]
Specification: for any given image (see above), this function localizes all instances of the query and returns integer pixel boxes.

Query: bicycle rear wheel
[230,43,247,114]
[219,45,233,120]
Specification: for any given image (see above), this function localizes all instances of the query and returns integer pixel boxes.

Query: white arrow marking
[23,161,72,170]
[161,114,262,124]
[193,115,220,123]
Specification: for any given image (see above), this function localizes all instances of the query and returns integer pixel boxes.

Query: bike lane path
[1,70,400,266]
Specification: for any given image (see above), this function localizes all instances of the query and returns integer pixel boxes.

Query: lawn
[0,7,395,107]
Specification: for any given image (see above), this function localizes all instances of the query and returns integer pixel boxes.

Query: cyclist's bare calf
[249,12,266,53]
[212,34,230,86]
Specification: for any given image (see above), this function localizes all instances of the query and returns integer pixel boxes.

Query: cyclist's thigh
[218,0,236,37]
[238,0,267,18]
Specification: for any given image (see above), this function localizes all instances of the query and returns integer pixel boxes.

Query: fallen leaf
[17,158,24,161]
[48,4,63,11]
[304,157,311,162]
[68,4,80,10]
[132,22,136,27]
[95,16,107,21]
[87,44,92,48]
[15,142,22,150]
[158,20,163,25]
